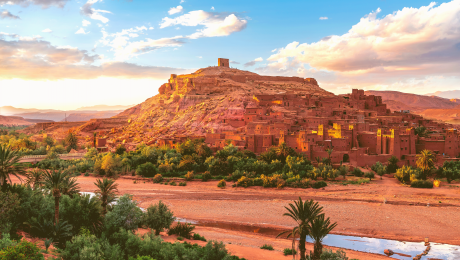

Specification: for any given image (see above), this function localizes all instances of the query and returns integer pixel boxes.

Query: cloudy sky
[1,0,460,109]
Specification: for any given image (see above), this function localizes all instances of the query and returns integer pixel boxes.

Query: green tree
[277,198,323,260]
[25,169,43,190]
[104,194,143,235]
[143,200,175,235]
[308,214,338,260]
[41,169,69,224]
[387,156,399,173]
[0,144,25,189]
[276,142,296,163]
[115,144,127,155]
[94,178,118,215]
[416,149,435,180]
[65,131,78,150]
[325,148,333,165]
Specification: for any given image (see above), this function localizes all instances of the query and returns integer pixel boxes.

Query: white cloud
[319,17,328,20]
[197,56,202,58]
[1,10,20,19]
[42,28,52,33]
[75,28,89,34]
[0,0,69,8]
[168,5,183,15]
[149,27,154,30]
[271,48,277,52]
[211,6,214,11]
[260,0,460,93]
[82,19,91,26]
[160,10,247,39]
[180,0,184,3]
[244,57,263,67]
[80,0,111,24]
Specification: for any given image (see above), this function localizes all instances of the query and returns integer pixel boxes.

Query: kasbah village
[4,59,460,260]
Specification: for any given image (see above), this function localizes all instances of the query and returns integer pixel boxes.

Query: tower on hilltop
[218,58,229,68]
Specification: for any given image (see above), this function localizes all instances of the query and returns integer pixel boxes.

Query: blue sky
[1,0,460,109]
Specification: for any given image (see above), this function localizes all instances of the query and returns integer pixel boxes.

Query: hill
[364,90,459,113]
[0,115,53,126]
[75,104,134,111]
[106,65,332,144]
[426,90,460,99]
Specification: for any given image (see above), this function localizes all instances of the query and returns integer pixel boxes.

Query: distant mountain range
[425,90,460,99]
[0,115,53,126]
[0,105,134,122]
[365,90,460,125]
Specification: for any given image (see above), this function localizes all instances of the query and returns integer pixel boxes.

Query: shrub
[202,171,212,182]
[364,172,374,181]
[185,171,194,181]
[179,182,187,186]
[0,191,20,234]
[177,236,184,241]
[352,168,363,177]
[371,162,387,179]
[152,174,163,183]
[260,244,274,250]
[193,233,207,241]
[170,181,177,186]
[312,181,327,189]
[410,180,433,188]
[0,239,44,260]
[217,179,226,188]
[136,163,157,177]
[338,166,349,179]
[283,248,297,256]
[143,200,175,236]
[260,174,283,188]
[104,195,143,236]
[84,172,90,177]
[167,222,195,239]
[61,234,122,260]
[387,156,399,173]
[394,166,415,184]
[307,249,349,260]
[236,176,252,188]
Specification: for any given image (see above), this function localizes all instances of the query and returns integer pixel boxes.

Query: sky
[1,0,460,110]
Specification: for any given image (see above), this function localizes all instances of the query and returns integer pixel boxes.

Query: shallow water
[305,234,460,260]
[194,220,460,259]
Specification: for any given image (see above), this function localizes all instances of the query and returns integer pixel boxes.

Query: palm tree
[25,168,43,190]
[94,178,118,214]
[309,214,338,260]
[0,144,25,189]
[277,197,323,260]
[60,176,80,196]
[42,169,68,224]
[416,149,435,180]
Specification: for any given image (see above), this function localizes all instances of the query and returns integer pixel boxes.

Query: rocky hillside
[0,115,53,126]
[107,66,332,145]
[365,90,459,113]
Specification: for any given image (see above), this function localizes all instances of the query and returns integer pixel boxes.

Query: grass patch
[260,244,274,251]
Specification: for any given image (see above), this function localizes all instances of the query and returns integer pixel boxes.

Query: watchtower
[218,58,229,68]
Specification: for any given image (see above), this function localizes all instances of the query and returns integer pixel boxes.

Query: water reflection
[305,234,460,260]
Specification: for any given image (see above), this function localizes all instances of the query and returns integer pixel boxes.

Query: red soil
[71,175,460,259]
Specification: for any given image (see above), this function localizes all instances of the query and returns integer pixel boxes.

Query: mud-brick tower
[445,129,459,158]
[218,58,229,67]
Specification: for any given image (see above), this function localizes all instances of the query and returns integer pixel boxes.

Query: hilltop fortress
[26,59,460,167]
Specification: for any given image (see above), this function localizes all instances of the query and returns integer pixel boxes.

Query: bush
[61,234,122,260]
[167,222,195,239]
[260,244,274,250]
[177,236,184,241]
[179,182,187,186]
[352,168,363,177]
[364,172,374,181]
[338,166,349,179]
[217,179,226,188]
[104,195,143,236]
[136,163,157,177]
[312,181,327,189]
[236,176,252,188]
[283,248,297,256]
[395,166,416,184]
[410,180,433,188]
[143,201,175,236]
[170,181,177,186]
[0,239,44,260]
[0,191,20,234]
[185,171,194,181]
[202,171,212,182]
[193,233,207,241]
[152,174,163,183]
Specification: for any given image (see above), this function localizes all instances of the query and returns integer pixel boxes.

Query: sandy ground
[73,174,460,259]
[13,174,460,259]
